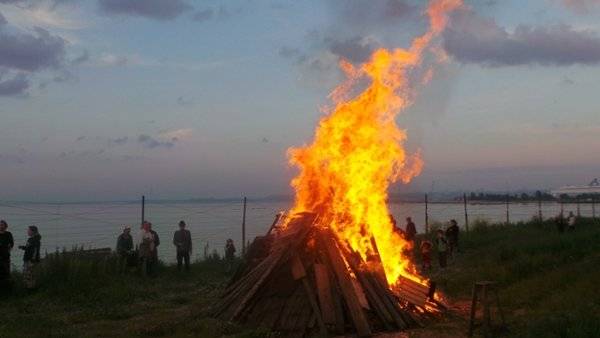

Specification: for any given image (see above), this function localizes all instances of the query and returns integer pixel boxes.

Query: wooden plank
[291,252,327,335]
[397,275,429,294]
[351,276,370,310]
[355,270,394,330]
[331,278,346,334]
[314,263,336,325]
[231,249,285,320]
[322,233,371,337]
[367,273,408,329]
[290,255,306,280]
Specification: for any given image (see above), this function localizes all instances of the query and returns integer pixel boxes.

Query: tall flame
[287,0,462,285]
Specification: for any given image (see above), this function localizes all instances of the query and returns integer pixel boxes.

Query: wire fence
[1,195,596,266]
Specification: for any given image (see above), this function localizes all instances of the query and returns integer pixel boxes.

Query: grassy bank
[1,218,599,337]
[415,217,600,337]
[0,254,266,338]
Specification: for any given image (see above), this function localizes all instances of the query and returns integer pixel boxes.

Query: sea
[0,200,594,267]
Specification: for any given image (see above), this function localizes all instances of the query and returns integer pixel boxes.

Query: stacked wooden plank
[211,212,443,337]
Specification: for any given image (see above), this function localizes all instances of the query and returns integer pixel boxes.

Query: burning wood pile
[212,213,444,337]
[213,1,462,335]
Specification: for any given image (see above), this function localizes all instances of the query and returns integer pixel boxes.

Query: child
[18,225,41,290]
[225,239,236,272]
[420,240,432,271]
[435,229,448,269]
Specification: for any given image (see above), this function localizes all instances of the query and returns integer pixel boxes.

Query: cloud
[0,26,66,72]
[98,0,193,21]
[324,36,378,64]
[0,12,6,26]
[0,72,29,96]
[137,134,174,149]
[109,136,128,146]
[559,0,600,14]
[325,0,416,28]
[176,96,193,106]
[75,135,86,141]
[158,128,193,142]
[192,8,213,23]
[97,52,131,67]
[71,50,89,65]
[443,9,600,67]
[560,76,575,85]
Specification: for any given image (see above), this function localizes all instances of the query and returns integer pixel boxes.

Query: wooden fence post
[425,194,429,234]
[242,196,247,255]
[464,193,469,232]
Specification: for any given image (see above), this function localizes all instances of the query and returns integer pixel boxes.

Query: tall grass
[416,217,600,337]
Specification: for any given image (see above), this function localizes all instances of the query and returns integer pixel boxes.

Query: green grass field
[1,218,598,337]
[415,217,600,337]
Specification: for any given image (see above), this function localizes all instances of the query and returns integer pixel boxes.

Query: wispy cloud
[98,0,192,21]
[443,8,600,67]
[137,134,174,149]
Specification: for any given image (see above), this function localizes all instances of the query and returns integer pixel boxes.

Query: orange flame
[287,0,462,285]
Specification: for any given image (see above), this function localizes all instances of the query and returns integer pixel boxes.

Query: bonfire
[213,0,463,336]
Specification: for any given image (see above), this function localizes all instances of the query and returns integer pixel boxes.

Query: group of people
[0,217,240,292]
[0,220,42,290]
[116,220,237,275]
[555,211,577,233]
[115,220,192,275]
[394,216,460,272]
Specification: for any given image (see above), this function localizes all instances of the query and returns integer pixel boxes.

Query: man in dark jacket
[405,217,417,242]
[0,220,14,282]
[445,219,460,257]
[116,225,134,271]
[173,221,192,272]
[19,225,41,290]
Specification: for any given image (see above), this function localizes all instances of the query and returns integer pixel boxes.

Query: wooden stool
[468,281,505,337]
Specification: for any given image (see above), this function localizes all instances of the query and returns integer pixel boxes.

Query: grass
[1,218,599,337]
[0,253,268,338]
[414,217,600,337]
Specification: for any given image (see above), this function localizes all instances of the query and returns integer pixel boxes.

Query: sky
[1,0,600,201]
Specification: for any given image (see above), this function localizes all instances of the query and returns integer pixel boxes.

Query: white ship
[551,178,600,197]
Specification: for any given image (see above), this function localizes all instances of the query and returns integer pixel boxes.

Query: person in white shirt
[567,211,576,231]
[138,221,156,275]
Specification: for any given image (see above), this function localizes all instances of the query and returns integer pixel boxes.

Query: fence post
[593,196,596,219]
[141,195,145,227]
[560,197,564,217]
[425,194,429,234]
[505,194,510,225]
[242,196,247,255]
[464,193,469,232]
[537,195,542,221]
[576,196,581,217]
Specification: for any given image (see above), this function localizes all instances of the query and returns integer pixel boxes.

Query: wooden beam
[314,263,336,325]
[322,233,372,336]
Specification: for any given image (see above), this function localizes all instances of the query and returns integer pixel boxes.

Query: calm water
[0,200,594,267]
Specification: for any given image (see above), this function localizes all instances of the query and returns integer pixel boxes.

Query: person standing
[445,219,460,257]
[567,211,576,231]
[0,220,14,284]
[18,226,41,290]
[225,239,236,272]
[138,221,156,276]
[435,229,448,269]
[420,240,432,271]
[405,217,417,242]
[116,225,134,271]
[148,222,160,274]
[173,221,192,272]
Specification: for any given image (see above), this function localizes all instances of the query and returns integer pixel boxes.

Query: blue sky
[1,0,600,201]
